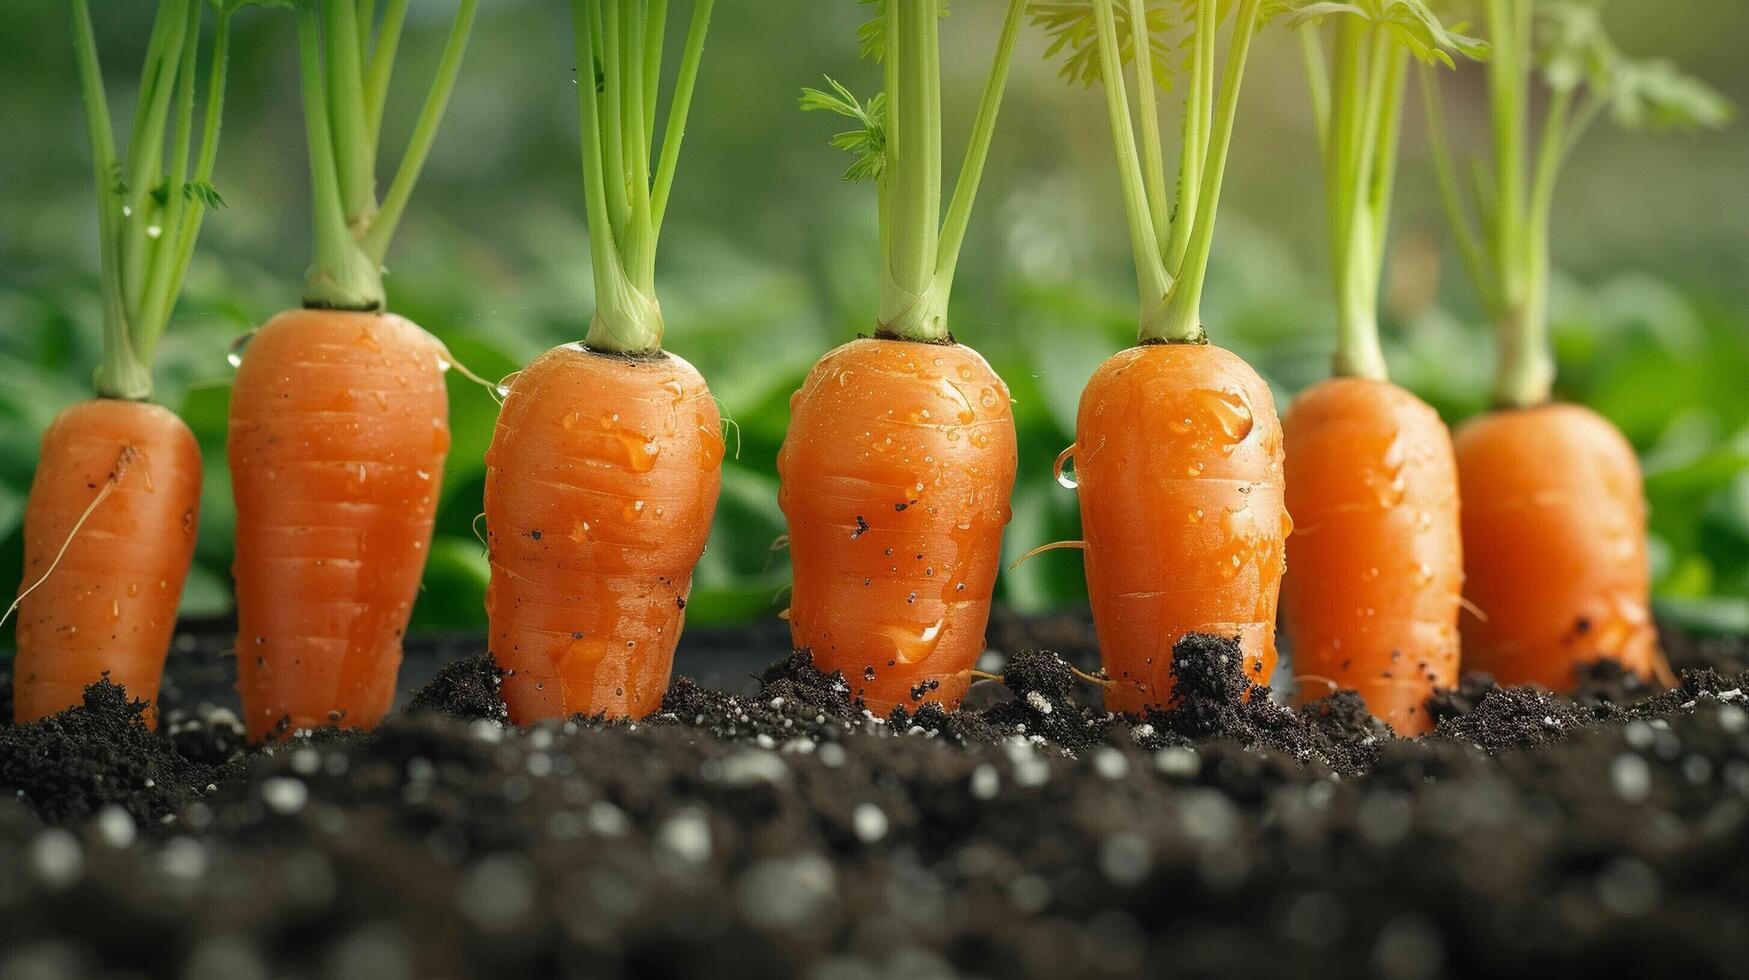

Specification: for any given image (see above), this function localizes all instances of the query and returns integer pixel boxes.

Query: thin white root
[1070,665,1116,689]
[437,341,513,405]
[1,448,133,629]
[1458,596,1489,622]
[471,512,490,551]
[1293,673,1342,696]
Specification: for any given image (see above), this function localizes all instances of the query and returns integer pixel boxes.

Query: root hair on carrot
[3,448,131,629]
[1007,539,1088,572]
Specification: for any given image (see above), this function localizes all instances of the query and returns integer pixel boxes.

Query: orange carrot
[10,0,245,721]
[1454,403,1655,689]
[780,340,1016,712]
[1034,0,1284,710]
[13,401,201,724]
[487,348,722,722]
[482,1,720,723]
[1279,6,1478,732]
[228,310,450,739]
[787,0,1027,712]
[1073,344,1289,712]
[1283,379,1462,732]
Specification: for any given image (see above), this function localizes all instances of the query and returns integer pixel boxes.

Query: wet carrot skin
[485,345,723,724]
[1455,402,1656,690]
[1282,377,1463,735]
[14,399,201,725]
[229,309,450,740]
[1074,343,1290,713]
[778,338,1017,714]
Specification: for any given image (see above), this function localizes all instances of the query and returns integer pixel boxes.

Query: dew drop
[1053,445,1078,490]
[226,330,257,369]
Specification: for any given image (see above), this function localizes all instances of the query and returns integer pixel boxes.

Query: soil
[1,609,1747,979]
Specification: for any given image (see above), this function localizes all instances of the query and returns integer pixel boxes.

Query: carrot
[780,340,1017,712]
[1034,0,1287,710]
[1453,404,1654,687]
[485,0,722,723]
[785,0,1027,713]
[1421,2,1726,689]
[13,402,201,724]
[1278,7,1481,732]
[228,1,477,739]
[229,310,449,738]
[1283,379,1462,731]
[10,0,249,723]
[1073,343,1289,712]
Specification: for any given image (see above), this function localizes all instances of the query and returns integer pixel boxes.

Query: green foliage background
[1,1,1745,639]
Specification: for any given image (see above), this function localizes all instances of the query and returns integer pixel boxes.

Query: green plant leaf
[856,0,952,62]
[1608,57,1734,130]
[1031,0,1181,90]
[799,77,888,183]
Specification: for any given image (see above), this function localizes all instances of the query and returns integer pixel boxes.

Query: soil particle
[406,654,510,723]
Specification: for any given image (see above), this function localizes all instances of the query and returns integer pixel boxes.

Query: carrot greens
[803,0,1030,343]
[1290,1,1486,379]
[295,0,479,312]
[74,0,266,402]
[1422,0,1730,408]
[571,0,716,355]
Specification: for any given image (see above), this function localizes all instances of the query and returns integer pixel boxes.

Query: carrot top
[570,0,715,355]
[73,0,265,402]
[293,0,479,312]
[1422,0,1730,408]
[1291,1,1487,379]
[801,0,1029,343]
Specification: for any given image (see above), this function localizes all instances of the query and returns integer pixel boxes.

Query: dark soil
[1,612,1747,979]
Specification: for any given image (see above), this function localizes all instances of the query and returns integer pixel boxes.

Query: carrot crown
[1037,0,1282,344]
[802,0,1029,343]
[1422,0,1730,408]
[73,0,261,402]
[1292,1,1487,380]
[293,0,479,313]
[571,0,715,356]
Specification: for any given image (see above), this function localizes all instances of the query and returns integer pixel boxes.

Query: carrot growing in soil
[484,0,721,724]
[10,1,258,725]
[1422,1,1729,690]
[781,0,1028,713]
[1281,3,1485,733]
[1031,0,1293,711]
[228,0,478,740]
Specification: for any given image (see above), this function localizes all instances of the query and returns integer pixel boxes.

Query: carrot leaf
[800,78,888,183]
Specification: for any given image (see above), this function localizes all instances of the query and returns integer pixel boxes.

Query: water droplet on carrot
[226,330,256,368]
[1193,389,1255,447]
[354,328,381,353]
[1188,509,1204,524]
[127,582,140,597]
[1186,460,1204,477]
[623,500,646,521]
[1053,445,1078,489]
[883,619,946,665]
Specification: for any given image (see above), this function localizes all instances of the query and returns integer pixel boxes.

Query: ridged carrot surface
[228,309,449,740]
[778,338,1017,713]
[13,399,201,724]
[1073,343,1290,713]
[1282,377,1463,733]
[1455,403,1656,689]
[485,345,722,723]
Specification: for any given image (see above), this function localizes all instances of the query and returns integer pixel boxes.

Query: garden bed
[1,611,1747,979]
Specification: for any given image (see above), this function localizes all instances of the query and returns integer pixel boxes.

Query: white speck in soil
[289,748,321,776]
[818,743,846,768]
[657,809,712,865]
[261,777,309,816]
[969,763,1000,800]
[158,837,209,880]
[460,854,537,932]
[1719,704,1746,733]
[1611,753,1652,803]
[1025,691,1053,715]
[737,854,839,930]
[1154,746,1199,777]
[852,803,889,843]
[1092,747,1129,780]
[1098,832,1151,885]
[720,749,790,786]
[1596,857,1661,917]
[91,804,136,849]
[28,828,83,889]
[587,801,629,837]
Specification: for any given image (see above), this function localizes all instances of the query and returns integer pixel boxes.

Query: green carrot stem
[1420,62,1494,315]
[358,0,479,266]
[119,0,191,326]
[298,7,384,310]
[1089,0,1170,322]
[931,0,1027,292]
[1126,0,1169,249]
[363,0,410,148]
[154,10,235,349]
[323,0,377,225]
[1162,0,1215,279]
[132,6,202,367]
[1153,0,1263,344]
[880,0,943,339]
[649,0,713,241]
